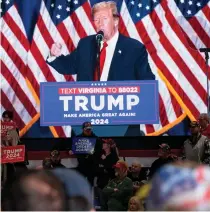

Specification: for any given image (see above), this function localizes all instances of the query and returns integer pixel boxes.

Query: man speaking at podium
[47,1,155,81]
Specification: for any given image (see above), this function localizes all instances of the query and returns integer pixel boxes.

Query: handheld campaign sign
[72,137,96,154]
[1,145,25,164]
[1,121,17,139]
[40,81,159,126]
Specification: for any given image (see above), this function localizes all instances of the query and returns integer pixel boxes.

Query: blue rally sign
[72,137,96,154]
[40,81,159,126]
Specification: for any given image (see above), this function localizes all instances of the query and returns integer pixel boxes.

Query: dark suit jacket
[48,33,155,81]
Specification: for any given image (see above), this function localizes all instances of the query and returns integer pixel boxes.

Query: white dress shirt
[100,31,119,81]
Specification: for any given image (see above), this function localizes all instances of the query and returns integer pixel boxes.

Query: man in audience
[69,121,102,185]
[198,113,210,138]
[128,161,148,193]
[146,162,210,211]
[183,121,210,165]
[2,170,67,211]
[149,143,177,178]
[103,160,133,211]
[50,149,66,168]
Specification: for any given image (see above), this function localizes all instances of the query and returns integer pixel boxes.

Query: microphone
[199,48,210,53]
[96,31,104,44]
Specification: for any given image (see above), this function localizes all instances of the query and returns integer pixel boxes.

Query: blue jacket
[48,33,155,81]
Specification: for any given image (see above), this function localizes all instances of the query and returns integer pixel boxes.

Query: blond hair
[7,129,20,146]
[92,1,119,19]
[128,196,144,211]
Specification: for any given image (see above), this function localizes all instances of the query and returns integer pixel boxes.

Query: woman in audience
[6,129,20,146]
[1,129,19,188]
[96,138,119,189]
[128,196,144,211]
[1,110,18,141]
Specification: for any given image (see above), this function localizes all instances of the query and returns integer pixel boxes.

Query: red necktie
[94,42,108,81]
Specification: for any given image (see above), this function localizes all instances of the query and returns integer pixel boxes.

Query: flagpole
[200,48,210,115]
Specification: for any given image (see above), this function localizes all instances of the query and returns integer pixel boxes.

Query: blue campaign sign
[72,137,96,154]
[40,81,159,126]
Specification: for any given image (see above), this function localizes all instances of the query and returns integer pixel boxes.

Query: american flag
[1,0,209,137]
[147,164,210,210]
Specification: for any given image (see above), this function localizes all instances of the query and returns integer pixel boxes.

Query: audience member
[1,110,18,142]
[199,113,210,138]
[14,132,29,174]
[149,143,177,178]
[146,162,210,211]
[42,157,53,169]
[52,168,94,211]
[128,161,147,193]
[2,170,67,211]
[96,138,119,189]
[107,138,120,157]
[183,121,210,165]
[69,121,102,185]
[128,196,144,211]
[50,149,66,168]
[2,129,21,188]
[5,128,19,146]
[103,160,133,211]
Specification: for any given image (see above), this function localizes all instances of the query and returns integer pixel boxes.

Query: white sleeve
[46,54,57,62]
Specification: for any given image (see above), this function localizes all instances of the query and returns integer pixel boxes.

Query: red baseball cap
[113,161,128,171]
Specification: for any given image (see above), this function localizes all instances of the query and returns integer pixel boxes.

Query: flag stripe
[1,75,32,124]
[166,1,207,60]
[135,20,200,118]
[162,1,208,77]
[145,124,155,133]
[37,4,74,82]
[159,94,169,126]
[3,12,29,51]
[29,45,67,137]
[58,21,76,52]
[149,59,179,122]
[1,18,40,95]
[188,17,210,47]
[153,6,207,103]
[119,16,130,36]
[1,47,39,110]
[71,12,87,39]
[82,1,94,22]
[1,62,37,117]
[75,3,95,35]
[30,41,56,81]
[196,7,210,38]
[37,16,54,50]
[202,4,210,22]
[120,1,143,42]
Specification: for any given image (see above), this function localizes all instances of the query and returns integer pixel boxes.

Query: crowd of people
[1,110,210,211]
